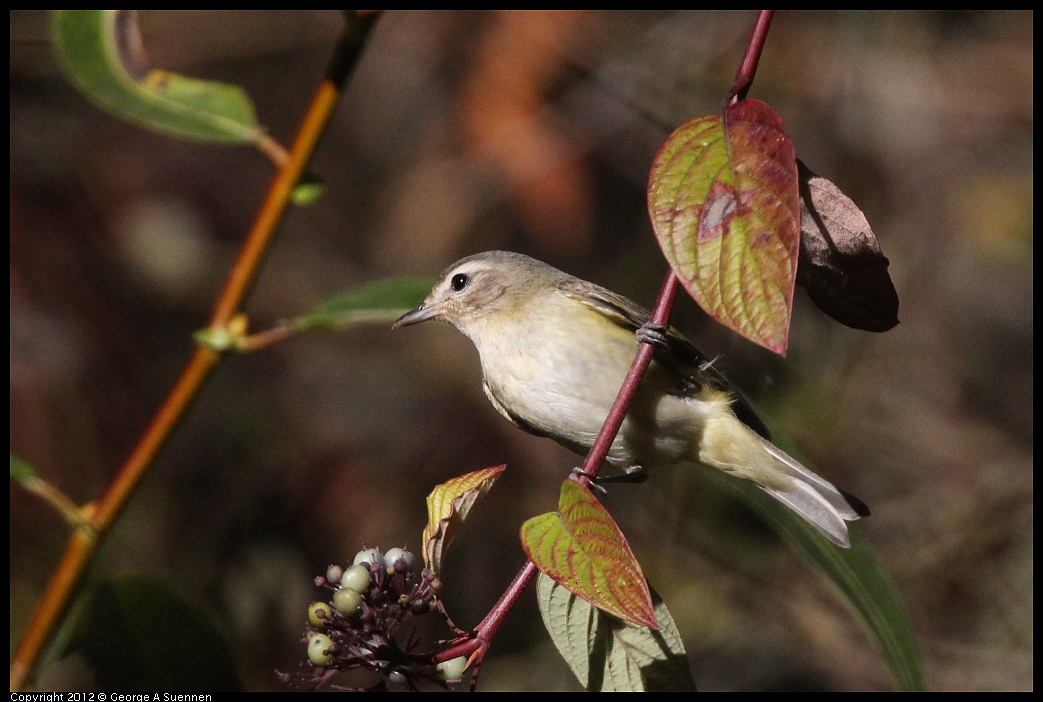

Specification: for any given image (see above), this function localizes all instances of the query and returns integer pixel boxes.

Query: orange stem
[9,12,380,691]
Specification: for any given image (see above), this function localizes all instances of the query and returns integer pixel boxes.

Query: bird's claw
[575,463,646,483]
[571,467,608,496]
[636,322,670,350]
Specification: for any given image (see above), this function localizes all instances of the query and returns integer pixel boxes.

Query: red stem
[433,270,681,669]
[432,561,539,666]
[446,10,774,686]
[727,10,774,106]
[576,270,680,483]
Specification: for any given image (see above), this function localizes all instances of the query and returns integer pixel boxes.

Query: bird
[393,251,865,547]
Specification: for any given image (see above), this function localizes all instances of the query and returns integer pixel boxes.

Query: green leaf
[290,178,326,206]
[63,576,242,691]
[521,480,657,629]
[649,98,800,354]
[537,574,696,692]
[422,465,505,577]
[706,470,924,691]
[52,11,261,143]
[291,276,438,331]
[10,454,37,484]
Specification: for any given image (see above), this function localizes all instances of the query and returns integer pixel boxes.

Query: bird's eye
[450,273,470,292]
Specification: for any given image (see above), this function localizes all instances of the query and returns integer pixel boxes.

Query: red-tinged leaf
[649,98,800,354]
[422,465,505,577]
[520,480,657,629]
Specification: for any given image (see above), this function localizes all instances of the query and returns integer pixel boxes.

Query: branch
[726,10,774,106]
[441,10,776,689]
[9,11,381,691]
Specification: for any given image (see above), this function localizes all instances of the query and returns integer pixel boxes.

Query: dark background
[10,11,1032,691]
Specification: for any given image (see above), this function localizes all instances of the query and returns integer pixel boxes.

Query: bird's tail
[698,414,865,548]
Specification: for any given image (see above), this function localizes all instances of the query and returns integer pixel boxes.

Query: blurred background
[10,10,1032,691]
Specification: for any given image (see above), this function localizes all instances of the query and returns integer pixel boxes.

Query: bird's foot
[570,467,608,496]
[636,322,670,351]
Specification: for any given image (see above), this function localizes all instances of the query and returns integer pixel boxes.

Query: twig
[438,11,777,689]
[9,11,381,691]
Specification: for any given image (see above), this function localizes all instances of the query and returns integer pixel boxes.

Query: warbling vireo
[394,251,865,547]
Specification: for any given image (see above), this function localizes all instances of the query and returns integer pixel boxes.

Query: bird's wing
[557,278,771,440]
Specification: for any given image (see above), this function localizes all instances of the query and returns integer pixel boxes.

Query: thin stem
[14,474,93,533]
[432,561,540,666]
[726,10,774,106]
[9,12,380,691]
[576,270,680,483]
[429,270,681,685]
[473,560,540,643]
[438,10,776,689]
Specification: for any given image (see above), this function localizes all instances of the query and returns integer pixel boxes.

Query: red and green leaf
[521,480,657,629]
[649,98,800,354]
[422,465,505,577]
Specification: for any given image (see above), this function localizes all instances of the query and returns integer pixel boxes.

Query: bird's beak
[393,301,440,329]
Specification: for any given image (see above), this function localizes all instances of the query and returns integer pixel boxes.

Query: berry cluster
[280,547,466,691]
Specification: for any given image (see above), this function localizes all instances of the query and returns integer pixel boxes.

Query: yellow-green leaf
[10,454,37,484]
[422,465,505,577]
[290,178,327,206]
[537,574,695,692]
[521,480,657,629]
[52,10,261,143]
[649,98,799,354]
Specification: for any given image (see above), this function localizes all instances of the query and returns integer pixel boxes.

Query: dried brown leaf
[797,160,899,331]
